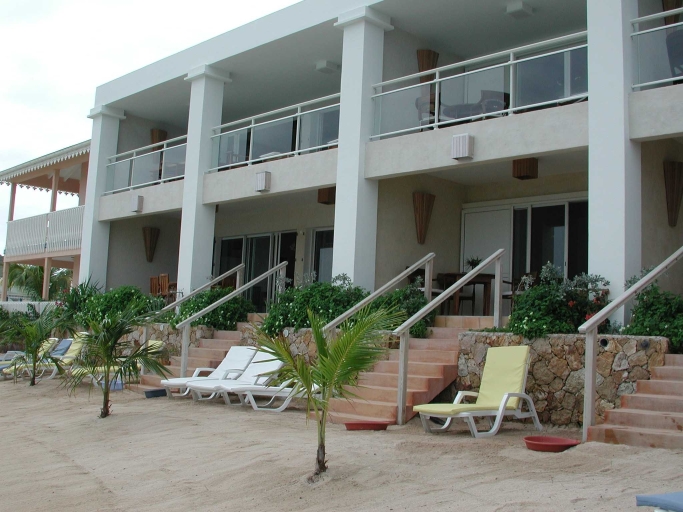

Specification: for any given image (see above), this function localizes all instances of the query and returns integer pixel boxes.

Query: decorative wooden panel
[413,192,435,245]
[663,0,682,25]
[664,161,683,227]
[512,158,539,180]
[317,187,336,205]
[142,227,160,263]
[417,49,439,84]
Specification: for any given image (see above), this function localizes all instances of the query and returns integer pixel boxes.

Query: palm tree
[257,307,404,481]
[0,307,62,386]
[6,264,72,300]
[64,302,170,418]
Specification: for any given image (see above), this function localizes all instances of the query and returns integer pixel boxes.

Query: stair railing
[139,264,245,375]
[323,253,436,334]
[579,244,683,442]
[174,261,288,377]
[391,249,506,425]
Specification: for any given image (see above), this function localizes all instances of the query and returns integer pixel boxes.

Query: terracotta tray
[523,436,581,452]
[344,422,391,431]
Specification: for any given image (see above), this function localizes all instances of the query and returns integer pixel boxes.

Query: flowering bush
[508,263,610,339]
[169,288,255,331]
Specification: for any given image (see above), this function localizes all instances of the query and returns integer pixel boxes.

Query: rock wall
[457,333,669,425]
[124,324,214,357]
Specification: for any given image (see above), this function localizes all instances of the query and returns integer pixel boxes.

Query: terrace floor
[2,380,682,511]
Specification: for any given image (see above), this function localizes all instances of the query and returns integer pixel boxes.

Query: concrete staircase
[588,354,683,449]
[327,316,492,424]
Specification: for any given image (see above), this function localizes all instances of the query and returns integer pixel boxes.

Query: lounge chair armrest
[192,367,216,377]
[453,391,478,404]
[217,368,245,379]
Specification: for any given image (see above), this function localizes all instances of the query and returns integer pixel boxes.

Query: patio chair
[636,491,683,512]
[160,346,256,398]
[1,338,58,379]
[187,350,283,404]
[413,345,542,438]
[232,380,309,412]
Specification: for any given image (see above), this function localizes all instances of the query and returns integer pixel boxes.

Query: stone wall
[124,324,214,357]
[457,333,669,425]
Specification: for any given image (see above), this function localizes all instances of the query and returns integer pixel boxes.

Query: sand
[1,379,681,512]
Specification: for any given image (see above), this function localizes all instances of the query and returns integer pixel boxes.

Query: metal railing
[631,8,683,90]
[372,32,587,140]
[104,135,187,194]
[391,249,506,425]
[579,244,683,442]
[208,94,340,172]
[174,261,287,377]
[324,253,436,333]
[5,206,84,257]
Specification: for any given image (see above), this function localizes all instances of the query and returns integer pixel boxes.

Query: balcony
[209,94,340,173]
[372,33,587,140]
[632,8,683,90]
[5,206,85,258]
[105,136,187,194]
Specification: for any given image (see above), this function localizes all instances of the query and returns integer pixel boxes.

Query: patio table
[439,273,495,316]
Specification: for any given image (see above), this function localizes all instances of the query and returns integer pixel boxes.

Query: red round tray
[524,436,581,452]
[344,422,391,431]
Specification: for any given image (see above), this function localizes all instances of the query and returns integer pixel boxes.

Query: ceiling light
[506,1,534,19]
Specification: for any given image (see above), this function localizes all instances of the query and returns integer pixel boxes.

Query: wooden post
[1,262,9,301]
[582,328,597,442]
[493,257,503,328]
[180,325,190,378]
[396,331,410,425]
[8,183,16,221]
[42,257,52,300]
[50,170,60,212]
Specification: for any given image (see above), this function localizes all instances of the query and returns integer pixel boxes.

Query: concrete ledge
[630,84,683,141]
[99,180,184,221]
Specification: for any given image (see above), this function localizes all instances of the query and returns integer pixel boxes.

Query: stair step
[428,327,466,339]
[665,354,683,366]
[327,412,396,425]
[211,330,242,340]
[587,424,683,449]
[433,316,494,329]
[604,408,683,432]
[140,374,162,387]
[166,365,200,378]
[621,393,683,413]
[637,380,683,396]
[388,349,457,364]
[359,372,437,390]
[170,356,222,368]
[373,360,448,377]
[247,313,267,323]
[652,366,683,381]
[409,338,459,351]
[347,385,429,405]
[197,339,241,350]
[188,347,229,359]
[328,398,403,420]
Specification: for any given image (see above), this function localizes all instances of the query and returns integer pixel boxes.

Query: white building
[3,0,683,318]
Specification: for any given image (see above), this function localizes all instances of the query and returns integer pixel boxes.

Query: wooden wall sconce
[512,157,539,180]
[413,191,435,245]
[142,227,160,263]
[664,161,683,227]
[317,187,336,205]
[417,49,440,83]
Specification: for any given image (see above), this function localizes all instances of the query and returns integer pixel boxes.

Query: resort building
[3,0,683,317]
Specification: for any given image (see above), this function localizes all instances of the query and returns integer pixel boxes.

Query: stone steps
[588,425,683,449]
[637,379,683,396]
[620,393,683,413]
[604,408,683,431]
[346,385,430,405]
[387,348,458,364]
[652,366,683,381]
[428,327,467,339]
[434,316,494,329]
[197,339,241,349]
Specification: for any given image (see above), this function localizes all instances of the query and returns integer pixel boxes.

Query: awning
[0,140,90,183]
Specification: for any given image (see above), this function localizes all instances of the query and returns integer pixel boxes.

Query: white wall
[464,172,588,203]
[116,114,186,154]
[106,215,181,291]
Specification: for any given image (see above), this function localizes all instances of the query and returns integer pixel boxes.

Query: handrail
[578,244,683,442]
[108,135,188,162]
[632,6,683,26]
[175,261,287,377]
[392,248,506,425]
[323,253,436,333]
[159,264,245,313]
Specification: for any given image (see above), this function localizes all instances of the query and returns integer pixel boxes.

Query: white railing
[579,244,683,442]
[372,32,587,140]
[392,249,506,425]
[324,253,436,334]
[0,301,55,314]
[175,262,287,377]
[5,206,84,257]
[632,8,683,90]
[208,94,340,172]
[104,135,187,194]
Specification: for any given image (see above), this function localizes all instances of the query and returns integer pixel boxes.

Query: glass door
[218,237,245,288]
[313,229,334,283]
[246,235,273,312]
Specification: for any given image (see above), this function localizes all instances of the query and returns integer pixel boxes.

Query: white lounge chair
[187,350,283,404]
[413,345,542,438]
[160,346,256,398]
[232,380,307,412]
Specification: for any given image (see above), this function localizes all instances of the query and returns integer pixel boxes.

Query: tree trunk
[311,409,328,479]
[100,370,111,418]
[30,361,36,386]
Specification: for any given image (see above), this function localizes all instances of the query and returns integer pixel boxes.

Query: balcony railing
[5,206,84,257]
[371,32,588,140]
[104,136,187,194]
[632,7,683,90]
[208,94,340,172]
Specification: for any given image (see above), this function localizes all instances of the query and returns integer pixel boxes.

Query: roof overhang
[0,140,90,184]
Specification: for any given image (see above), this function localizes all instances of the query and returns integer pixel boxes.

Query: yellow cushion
[414,403,517,415]
[476,345,529,409]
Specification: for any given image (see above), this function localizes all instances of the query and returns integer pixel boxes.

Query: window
[313,230,334,283]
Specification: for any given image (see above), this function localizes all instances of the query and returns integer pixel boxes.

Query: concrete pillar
[79,105,125,288]
[176,65,232,296]
[1,262,8,301]
[78,161,88,206]
[331,7,392,292]
[50,169,60,212]
[8,183,16,221]
[587,0,641,322]
[42,257,52,300]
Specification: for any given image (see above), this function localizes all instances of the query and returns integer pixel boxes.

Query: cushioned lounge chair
[232,380,308,412]
[160,345,256,398]
[413,345,542,438]
[636,491,683,512]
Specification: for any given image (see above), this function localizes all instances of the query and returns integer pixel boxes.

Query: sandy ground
[1,380,681,512]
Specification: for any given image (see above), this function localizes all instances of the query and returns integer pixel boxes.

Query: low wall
[457,333,669,425]
[124,324,214,357]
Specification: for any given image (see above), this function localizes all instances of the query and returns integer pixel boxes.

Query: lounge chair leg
[222,392,234,405]
[420,414,452,434]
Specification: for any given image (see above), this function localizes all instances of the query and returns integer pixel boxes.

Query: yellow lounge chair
[413,345,542,438]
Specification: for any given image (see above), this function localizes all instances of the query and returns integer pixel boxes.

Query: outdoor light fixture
[255,171,271,192]
[315,60,341,74]
[451,134,474,160]
[506,0,534,18]
[131,195,143,213]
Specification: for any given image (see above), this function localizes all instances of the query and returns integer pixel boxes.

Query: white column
[176,65,232,296]
[80,105,125,288]
[42,257,52,300]
[8,182,16,221]
[50,169,60,212]
[78,161,88,206]
[588,0,641,322]
[331,7,392,292]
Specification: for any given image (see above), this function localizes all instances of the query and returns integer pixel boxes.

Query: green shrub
[0,306,40,350]
[54,278,101,329]
[76,286,163,326]
[369,280,435,338]
[170,288,255,331]
[508,263,610,339]
[624,282,683,354]
[261,275,369,336]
